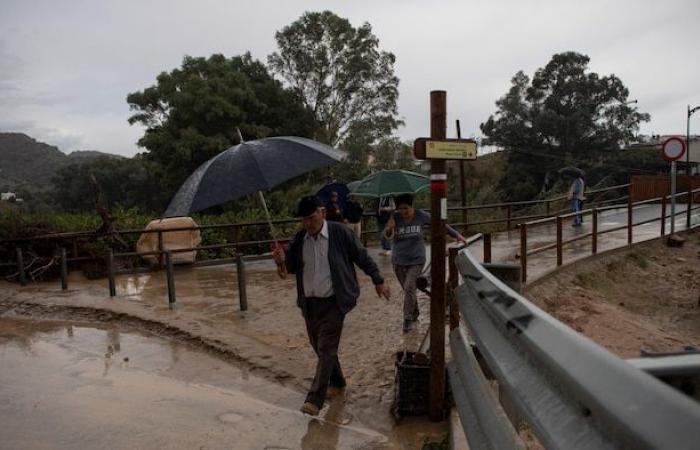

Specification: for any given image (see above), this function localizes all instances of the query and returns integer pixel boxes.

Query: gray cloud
[1,0,699,156]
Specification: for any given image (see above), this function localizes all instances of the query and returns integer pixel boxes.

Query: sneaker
[403,319,413,333]
[300,401,320,416]
[382,250,392,256]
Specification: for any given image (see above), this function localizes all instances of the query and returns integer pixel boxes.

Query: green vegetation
[481,51,652,201]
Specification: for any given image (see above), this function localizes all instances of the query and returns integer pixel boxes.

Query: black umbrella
[558,166,585,178]
[164,137,345,222]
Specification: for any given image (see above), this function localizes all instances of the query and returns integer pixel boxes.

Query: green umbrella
[349,170,429,198]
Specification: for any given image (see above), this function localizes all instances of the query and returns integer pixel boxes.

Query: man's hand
[375,283,391,300]
[384,216,396,240]
[272,243,287,279]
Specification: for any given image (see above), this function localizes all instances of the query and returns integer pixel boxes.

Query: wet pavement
[0,318,442,449]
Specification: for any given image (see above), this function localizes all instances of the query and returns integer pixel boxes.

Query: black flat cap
[296,195,324,217]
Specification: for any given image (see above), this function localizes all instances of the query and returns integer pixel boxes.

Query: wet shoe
[300,401,320,416]
[329,378,346,389]
[403,319,413,333]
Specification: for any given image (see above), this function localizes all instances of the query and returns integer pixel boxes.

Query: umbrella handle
[257,191,277,245]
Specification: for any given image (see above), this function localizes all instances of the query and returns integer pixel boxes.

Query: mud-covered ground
[0,247,448,448]
[526,229,700,358]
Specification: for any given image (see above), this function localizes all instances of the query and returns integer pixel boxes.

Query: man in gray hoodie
[273,195,391,416]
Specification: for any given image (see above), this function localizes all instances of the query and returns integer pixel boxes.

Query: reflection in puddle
[0,318,389,450]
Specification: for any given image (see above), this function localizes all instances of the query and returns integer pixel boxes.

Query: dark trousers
[304,297,346,408]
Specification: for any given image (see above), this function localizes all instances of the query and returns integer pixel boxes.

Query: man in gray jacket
[273,195,391,416]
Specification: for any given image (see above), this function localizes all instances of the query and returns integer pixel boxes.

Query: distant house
[625,135,700,174]
[1,192,16,202]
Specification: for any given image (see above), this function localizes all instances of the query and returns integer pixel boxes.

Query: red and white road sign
[661,136,686,162]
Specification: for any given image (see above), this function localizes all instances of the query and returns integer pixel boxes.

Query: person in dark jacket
[272,195,391,416]
[343,194,364,239]
[324,191,344,222]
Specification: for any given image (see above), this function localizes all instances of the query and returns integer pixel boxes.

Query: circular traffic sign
[661,136,686,161]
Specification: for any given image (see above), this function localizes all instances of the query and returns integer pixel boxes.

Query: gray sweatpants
[393,264,423,321]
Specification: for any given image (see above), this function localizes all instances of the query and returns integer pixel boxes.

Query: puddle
[0,318,391,449]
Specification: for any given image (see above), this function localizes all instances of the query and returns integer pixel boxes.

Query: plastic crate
[392,351,430,417]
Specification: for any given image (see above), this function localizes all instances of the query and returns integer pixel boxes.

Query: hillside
[0,133,123,192]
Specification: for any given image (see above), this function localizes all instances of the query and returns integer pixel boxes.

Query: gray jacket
[285,221,384,315]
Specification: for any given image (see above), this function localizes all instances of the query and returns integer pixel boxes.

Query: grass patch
[575,271,612,291]
[625,251,650,269]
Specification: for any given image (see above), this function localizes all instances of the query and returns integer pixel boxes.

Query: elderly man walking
[273,195,392,416]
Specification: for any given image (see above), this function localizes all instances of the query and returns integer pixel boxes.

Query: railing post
[60,248,68,290]
[72,237,79,259]
[157,230,164,267]
[16,248,26,286]
[462,206,468,236]
[520,225,527,283]
[556,216,563,266]
[108,250,116,297]
[687,187,693,230]
[165,251,176,308]
[661,195,667,236]
[483,232,492,263]
[361,216,368,247]
[627,197,633,245]
[236,254,248,311]
[506,205,512,230]
[592,209,598,255]
[448,247,460,330]
[545,199,551,217]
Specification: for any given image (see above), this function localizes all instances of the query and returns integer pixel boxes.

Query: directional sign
[661,136,686,162]
[414,138,477,160]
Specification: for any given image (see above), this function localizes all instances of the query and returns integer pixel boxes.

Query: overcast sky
[1,0,698,157]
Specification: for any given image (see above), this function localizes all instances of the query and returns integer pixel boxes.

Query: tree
[268,11,401,147]
[481,52,650,200]
[127,53,315,198]
[51,156,163,213]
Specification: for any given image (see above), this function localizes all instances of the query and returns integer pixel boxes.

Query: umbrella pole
[257,191,277,244]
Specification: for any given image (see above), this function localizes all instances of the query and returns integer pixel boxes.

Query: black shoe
[329,378,346,389]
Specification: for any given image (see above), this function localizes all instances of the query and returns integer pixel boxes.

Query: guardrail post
[362,216,368,247]
[157,231,164,267]
[72,237,79,259]
[16,248,26,286]
[108,250,116,297]
[545,199,551,217]
[448,247,459,330]
[556,216,563,266]
[627,197,633,244]
[165,251,176,308]
[506,205,512,230]
[60,248,68,290]
[592,209,598,255]
[236,254,248,311]
[520,225,527,283]
[661,195,667,236]
[483,233,492,263]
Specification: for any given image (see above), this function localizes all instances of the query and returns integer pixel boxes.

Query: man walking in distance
[272,195,392,416]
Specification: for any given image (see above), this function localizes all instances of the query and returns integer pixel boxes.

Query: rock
[666,234,686,247]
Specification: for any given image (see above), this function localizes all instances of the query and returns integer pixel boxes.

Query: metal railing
[448,247,700,449]
[518,187,700,282]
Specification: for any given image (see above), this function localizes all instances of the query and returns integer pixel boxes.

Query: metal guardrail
[449,247,700,449]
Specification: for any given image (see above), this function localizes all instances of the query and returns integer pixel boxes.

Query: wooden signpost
[413,91,477,421]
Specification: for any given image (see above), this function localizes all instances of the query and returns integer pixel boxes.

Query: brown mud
[526,229,700,357]
[0,248,447,448]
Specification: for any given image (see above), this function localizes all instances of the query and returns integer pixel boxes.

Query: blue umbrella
[316,182,350,210]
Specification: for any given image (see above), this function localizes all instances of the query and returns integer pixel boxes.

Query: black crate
[392,351,430,418]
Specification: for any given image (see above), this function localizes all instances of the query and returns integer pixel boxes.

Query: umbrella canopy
[558,166,585,178]
[164,137,344,217]
[350,170,429,198]
[316,182,350,210]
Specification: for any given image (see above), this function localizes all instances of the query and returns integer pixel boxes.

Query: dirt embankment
[525,230,700,358]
